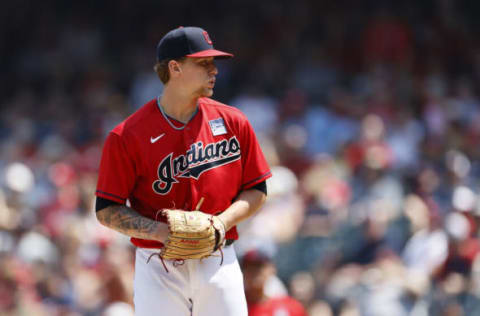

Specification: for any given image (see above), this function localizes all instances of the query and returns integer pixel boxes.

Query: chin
[195,87,214,98]
[203,88,214,97]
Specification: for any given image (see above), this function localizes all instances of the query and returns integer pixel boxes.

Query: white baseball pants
[133,245,247,316]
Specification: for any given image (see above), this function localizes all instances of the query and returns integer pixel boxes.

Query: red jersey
[248,296,307,316]
[96,97,271,248]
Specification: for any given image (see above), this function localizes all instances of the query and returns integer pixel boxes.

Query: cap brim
[186,49,234,59]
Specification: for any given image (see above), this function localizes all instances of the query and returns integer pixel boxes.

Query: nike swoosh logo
[150,133,165,143]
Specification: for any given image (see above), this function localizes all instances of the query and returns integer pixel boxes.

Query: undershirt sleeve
[95,196,121,212]
[250,180,267,195]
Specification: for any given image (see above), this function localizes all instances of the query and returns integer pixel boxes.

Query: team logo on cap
[152,136,241,195]
[202,31,213,45]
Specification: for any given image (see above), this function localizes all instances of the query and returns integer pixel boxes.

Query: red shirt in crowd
[248,296,307,316]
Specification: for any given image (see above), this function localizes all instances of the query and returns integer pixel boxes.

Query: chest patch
[152,136,241,195]
[209,118,227,136]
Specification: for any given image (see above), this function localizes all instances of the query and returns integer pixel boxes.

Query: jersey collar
[156,95,199,130]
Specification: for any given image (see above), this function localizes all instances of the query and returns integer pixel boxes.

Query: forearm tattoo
[96,205,160,240]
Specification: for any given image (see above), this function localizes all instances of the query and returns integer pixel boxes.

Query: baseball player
[242,250,307,316]
[95,26,271,316]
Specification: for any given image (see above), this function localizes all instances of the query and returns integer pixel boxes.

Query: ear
[168,60,182,78]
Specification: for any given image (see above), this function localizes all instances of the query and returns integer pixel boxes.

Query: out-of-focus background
[2,1,480,315]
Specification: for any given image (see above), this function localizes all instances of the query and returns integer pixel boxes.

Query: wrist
[153,221,169,243]
[217,213,232,231]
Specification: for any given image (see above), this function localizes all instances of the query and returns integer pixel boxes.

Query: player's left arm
[217,187,266,231]
[219,114,271,230]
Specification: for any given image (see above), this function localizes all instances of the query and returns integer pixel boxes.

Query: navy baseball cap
[156,26,233,62]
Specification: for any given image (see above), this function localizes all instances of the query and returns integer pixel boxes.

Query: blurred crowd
[2,0,480,315]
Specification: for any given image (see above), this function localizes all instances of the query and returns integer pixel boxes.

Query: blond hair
[153,57,186,84]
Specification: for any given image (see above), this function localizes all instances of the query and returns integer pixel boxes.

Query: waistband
[137,238,235,250]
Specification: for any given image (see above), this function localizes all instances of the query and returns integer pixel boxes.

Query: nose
[209,63,218,75]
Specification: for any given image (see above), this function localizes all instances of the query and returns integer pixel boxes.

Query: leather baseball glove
[156,209,226,262]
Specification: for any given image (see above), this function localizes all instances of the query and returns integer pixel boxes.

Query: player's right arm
[96,204,169,242]
[95,130,169,242]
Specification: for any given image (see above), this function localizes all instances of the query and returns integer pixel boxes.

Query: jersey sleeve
[239,118,272,190]
[96,131,137,204]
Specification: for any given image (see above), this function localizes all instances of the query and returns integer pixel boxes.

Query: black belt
[225,239,235,247]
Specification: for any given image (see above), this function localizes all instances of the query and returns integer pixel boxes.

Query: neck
[246,292,268,305]
[160,86,199,123]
